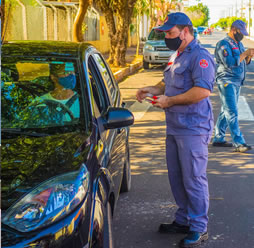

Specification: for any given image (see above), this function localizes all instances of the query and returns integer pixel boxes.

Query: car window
[1,58,84,132]
[93,53,116,99]
[88,56,109,114]
[148,29,166,40]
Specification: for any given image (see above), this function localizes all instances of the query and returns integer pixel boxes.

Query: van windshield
[148,29,166,40]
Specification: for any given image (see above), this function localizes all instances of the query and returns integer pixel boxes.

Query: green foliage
[213,16,248,30]
[186,3,209,27]
[130,23,136,35]
[133,0,149,17]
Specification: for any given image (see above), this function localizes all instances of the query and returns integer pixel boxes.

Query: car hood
[145,40,167,47]
[1,132,91,210]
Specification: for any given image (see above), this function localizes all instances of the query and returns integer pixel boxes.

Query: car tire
[120,143,131,193]
[143,61,149,69]
[103,202,114,248]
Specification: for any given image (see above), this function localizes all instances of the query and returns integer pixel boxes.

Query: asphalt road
[113,31,254,248]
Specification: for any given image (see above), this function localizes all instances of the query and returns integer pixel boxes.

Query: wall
[4,2,138,53]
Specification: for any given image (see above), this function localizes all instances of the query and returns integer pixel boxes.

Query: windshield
[148,29,166,40]
[1,58,85,132]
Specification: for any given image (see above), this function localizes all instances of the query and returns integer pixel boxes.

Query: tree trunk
[73,0,92,42]
[149,0,156,31]
[113,12,128,67]
[136,13,140,57]
[98,0,137,67]
[1,0,6,41]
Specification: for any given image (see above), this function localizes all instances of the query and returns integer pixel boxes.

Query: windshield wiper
[2,128,49,137]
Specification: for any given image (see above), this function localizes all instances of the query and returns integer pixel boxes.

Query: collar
[182,38,198,53]
[226,35,239,46]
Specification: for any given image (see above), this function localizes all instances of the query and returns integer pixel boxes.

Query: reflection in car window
[148,29,166,40]
[1,59,82,130]
[93,53,116,98]
[88,56,107,113]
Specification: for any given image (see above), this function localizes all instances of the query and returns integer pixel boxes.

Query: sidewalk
[103,46,143,83]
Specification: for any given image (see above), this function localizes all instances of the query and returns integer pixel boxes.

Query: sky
[189,0,243,25]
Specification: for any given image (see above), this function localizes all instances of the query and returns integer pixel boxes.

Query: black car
[1,41,134,248]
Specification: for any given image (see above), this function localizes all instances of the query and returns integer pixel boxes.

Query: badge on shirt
[199,59,209,68]
[223,49,228,57]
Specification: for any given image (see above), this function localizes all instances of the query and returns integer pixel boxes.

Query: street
[113,31,254,248]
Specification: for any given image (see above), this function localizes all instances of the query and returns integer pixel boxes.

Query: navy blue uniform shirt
[163,39,215,135]
[215,35,247,85]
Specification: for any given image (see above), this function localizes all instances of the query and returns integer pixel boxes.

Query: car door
[86,52,126,201]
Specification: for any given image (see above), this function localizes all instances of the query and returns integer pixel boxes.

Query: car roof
[2,40,93,58]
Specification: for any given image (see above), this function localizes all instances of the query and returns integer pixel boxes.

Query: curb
[113,60,143,83]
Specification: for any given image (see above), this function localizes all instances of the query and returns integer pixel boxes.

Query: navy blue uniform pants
[166,134,211,232]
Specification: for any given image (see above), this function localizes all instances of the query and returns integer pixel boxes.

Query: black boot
[158,221,190,234]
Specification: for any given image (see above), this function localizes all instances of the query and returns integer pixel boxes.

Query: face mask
[234,31,244,42]
[58,74,76,89]
[164,34,183,51]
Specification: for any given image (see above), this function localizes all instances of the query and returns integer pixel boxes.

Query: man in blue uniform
[212,20,254,152]
[136,12,215,248]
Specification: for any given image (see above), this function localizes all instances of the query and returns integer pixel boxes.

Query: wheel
[143,60,149,69]
[103,202,114,248]
[120,142,131,193]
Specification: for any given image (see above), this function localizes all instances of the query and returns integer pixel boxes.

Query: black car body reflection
[1,41,134,248]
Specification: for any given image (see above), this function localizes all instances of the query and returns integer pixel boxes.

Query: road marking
[238,96,254,121]
[129,101,152,121]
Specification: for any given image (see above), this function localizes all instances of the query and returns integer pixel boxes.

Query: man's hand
[152,95,174,109]
[136,88,151,103]
[136,82,165,103]
[245,48,254,57]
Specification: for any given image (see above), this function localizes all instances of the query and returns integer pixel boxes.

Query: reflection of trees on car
[2,41,134,248]
[1,60,80,129]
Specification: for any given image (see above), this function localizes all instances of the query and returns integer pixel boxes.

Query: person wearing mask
[212,20,254,152]
[136,12,215,248]
[39,63,80,119]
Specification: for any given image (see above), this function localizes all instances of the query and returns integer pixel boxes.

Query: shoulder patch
[199,59,209,68]
[223,49,228,57]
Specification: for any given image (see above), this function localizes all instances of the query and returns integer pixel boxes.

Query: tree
[185,3,209,27]
[97,0,137,67]
[133,0,149,56]
[73,0,93,42]
[213,16,248,30]
[1,0,11,42]
[154,0,183,27]
[148,0,156,31]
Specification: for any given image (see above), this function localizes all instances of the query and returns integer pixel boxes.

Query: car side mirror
[103,107,134,129]
[141,37,147,42]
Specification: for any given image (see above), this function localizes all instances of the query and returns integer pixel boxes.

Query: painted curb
[113,61,143,83]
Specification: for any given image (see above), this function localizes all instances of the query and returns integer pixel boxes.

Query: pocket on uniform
[191,150,208,177]
[232,66,243,74]
[172,66,187,89]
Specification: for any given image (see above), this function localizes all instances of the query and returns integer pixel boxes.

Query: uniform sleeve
[191,52,215,92]
[215,41,240,67]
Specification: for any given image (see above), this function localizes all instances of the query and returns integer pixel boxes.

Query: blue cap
[155,12,192,32]
[232,20,248,36]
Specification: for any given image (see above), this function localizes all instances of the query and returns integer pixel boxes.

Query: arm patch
[223,49,228,57]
